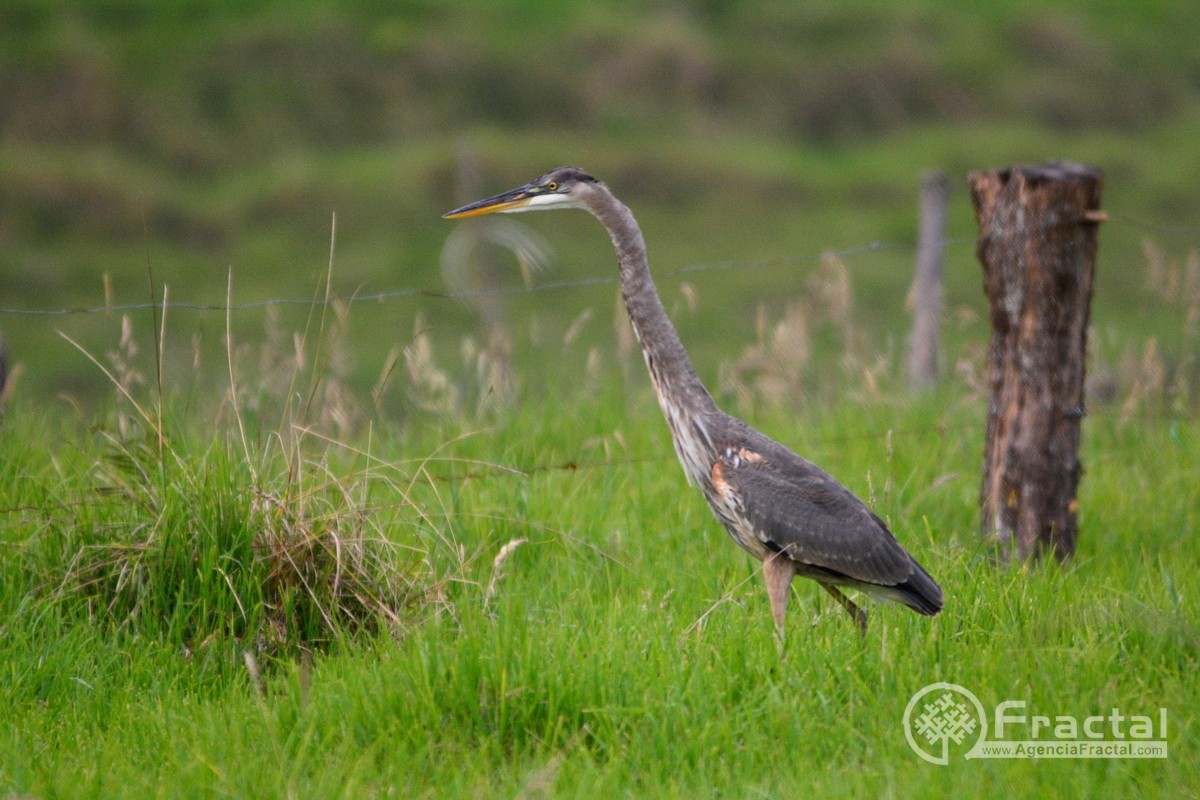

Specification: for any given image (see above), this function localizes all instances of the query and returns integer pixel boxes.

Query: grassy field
[3,117,1199,800]
[2,2,1199,796]
[1,289,1197,796]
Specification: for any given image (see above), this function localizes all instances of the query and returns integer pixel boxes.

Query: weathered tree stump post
[907,171,949,393]
[969,162,1104,563]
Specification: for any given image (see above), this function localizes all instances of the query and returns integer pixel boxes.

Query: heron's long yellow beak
[443,186,535,219]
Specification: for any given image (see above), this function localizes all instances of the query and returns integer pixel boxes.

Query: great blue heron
[444,167,943,638]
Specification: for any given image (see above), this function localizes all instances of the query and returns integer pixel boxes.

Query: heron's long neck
[587,187,721,484]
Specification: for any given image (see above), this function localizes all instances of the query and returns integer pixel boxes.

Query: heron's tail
[892,559,943,616]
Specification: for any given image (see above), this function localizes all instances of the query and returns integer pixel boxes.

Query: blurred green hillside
[1,0,1198,413]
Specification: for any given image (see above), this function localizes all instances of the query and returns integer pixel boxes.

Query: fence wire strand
[0,238,920,317]
[0,209,1192,500]
[0,213,1193,318]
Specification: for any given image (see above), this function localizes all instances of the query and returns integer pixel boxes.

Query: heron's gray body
[445,166,943,636]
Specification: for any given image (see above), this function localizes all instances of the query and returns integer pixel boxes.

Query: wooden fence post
[907,171,949,393]
[969,162,1104,563]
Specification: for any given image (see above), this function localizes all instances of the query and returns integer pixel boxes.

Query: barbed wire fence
[0,209,1194,488]
[0,212,1195,319]
[0,241,917,317]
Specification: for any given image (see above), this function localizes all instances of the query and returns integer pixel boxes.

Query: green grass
[1,355,1196,796]
[1,3,1198,794]
[2,120,1197,797]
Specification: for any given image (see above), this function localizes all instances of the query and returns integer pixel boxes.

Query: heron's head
[443,167,598,219]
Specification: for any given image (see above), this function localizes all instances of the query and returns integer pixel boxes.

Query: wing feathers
[714,440,943,615]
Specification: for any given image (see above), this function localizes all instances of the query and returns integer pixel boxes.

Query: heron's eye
[546,181,558,191]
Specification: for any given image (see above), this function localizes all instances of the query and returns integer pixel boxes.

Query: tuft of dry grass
[719,253,884,410]
[1091,242,1200,423]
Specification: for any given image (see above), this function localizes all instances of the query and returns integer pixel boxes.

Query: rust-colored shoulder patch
[711,460,729,496]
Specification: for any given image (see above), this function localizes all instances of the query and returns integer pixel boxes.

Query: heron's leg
[762,553,795,642]
[822,584,869,636]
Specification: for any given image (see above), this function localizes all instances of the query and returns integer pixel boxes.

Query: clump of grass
[21,281,446,664]
[21,402,432,664]
[72,428,424,656]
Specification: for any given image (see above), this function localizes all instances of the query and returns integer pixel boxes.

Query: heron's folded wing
[722,452,918,587]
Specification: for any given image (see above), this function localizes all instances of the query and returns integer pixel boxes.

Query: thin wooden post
[969,162,1104,563]
[907,171,949,393]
